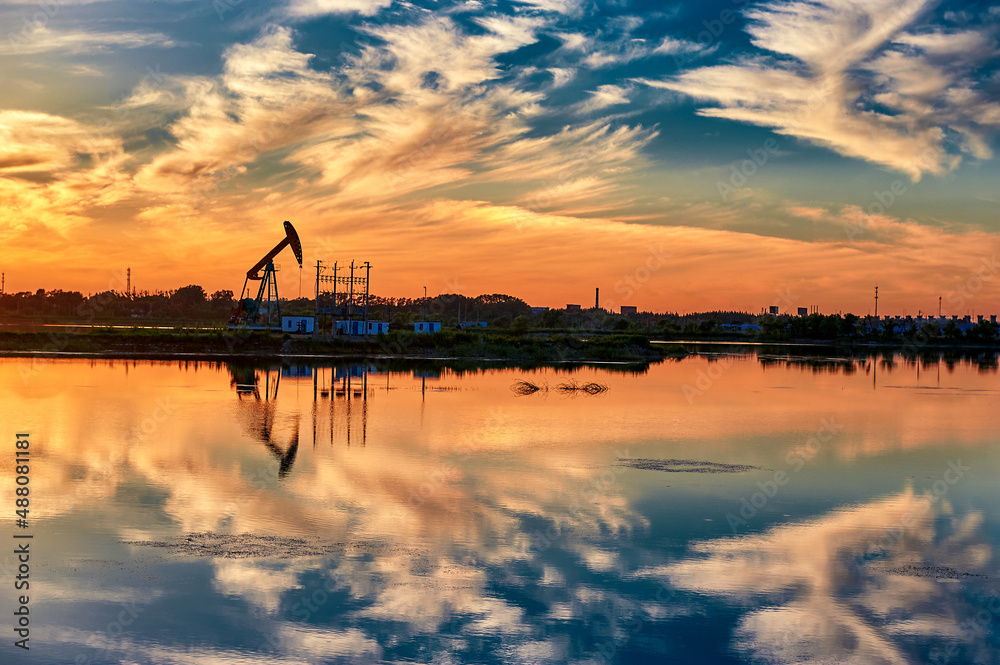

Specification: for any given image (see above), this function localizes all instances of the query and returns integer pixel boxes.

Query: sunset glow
[2,0,999,314]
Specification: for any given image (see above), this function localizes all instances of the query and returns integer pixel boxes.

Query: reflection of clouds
[644,488,995,664]
[213,559,307,614]
[7,359,1000,664]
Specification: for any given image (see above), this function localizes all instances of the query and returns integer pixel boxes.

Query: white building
[335,320,365,335]
[414,321,442,334]
[281,316,314,334]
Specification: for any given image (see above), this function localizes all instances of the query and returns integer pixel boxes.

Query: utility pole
[363,261,371,338]
[874,284,878,319]
[315,260,322,320]
[938,296,942,318]
[332,262,338,335]
[126,267,131,299]
[349,261,355,328]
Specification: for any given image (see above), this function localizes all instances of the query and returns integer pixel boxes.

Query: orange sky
[2,0,999,315]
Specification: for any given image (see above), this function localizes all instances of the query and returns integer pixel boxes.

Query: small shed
[414,321,442,334]
[281,316,314,334]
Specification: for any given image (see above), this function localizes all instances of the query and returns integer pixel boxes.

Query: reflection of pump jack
[261,420,299,479]
[230,221,304,330]
[228,363,299,479]
[230,366,280,400]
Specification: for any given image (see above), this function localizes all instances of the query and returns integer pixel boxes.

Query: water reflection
[1,353,998,664]
[650,488,998,664]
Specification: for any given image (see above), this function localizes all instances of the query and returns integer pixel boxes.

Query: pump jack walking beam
[247,221,303,280]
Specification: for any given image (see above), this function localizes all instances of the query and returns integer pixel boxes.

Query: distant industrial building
[797,307,808,317]
[769,306,779,315]
[367,321,389,335]
[620,306,637,314]
[335,320,365,335]
[530,307,549,314]
[566,304,581,311]
[414,321,442,334]
[282,316,314,334]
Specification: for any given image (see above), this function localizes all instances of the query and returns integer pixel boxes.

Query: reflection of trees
[742,349,999,375]
[650,488,997,664]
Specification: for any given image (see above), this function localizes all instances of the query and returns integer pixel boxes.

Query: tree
[171,285,208,316]
[511,315,530,334]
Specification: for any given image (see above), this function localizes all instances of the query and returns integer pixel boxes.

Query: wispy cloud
[134,26,350,193]
[653,35,717,58]
[577,83,631,113]
[0,110,115,173]
[286,0,394,17]
[510,0,582,15]
[4,26,177,55]
[645,0,1000,180]
[132,13,654,213]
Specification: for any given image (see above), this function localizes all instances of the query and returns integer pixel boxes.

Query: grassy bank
[0,329,676,363]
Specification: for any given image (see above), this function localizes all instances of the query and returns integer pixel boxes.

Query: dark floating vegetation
[863,563,988,579]
[615,458,763,473]
[510,379,545,395]
[121,533,422,559]
[554,378,609,395]
[510,378,609,396]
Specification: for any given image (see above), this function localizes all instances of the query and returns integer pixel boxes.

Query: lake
[2,348,999,664]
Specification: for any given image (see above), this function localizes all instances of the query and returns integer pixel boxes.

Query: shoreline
[0,329,996,364]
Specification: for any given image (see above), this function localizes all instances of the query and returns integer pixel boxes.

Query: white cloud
[286,0,393,18]
[510,0,582,14]
[646,0,1000,180]
[653,36,712,56]
[3,25,176,56]
[649,488,993,664]
[135,26,351,193]
[0,110,119,173]
[554,31,589,51]
[578,84,631,113]
[548,67,576,87]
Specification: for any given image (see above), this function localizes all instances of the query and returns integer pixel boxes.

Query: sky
[0,0,999,315]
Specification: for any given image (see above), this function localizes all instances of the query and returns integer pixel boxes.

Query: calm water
[2,350,999,664]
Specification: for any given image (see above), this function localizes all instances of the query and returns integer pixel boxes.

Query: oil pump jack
[229,221,303,329]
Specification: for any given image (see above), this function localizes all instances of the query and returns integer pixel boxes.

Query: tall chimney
[595,287,600,310]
